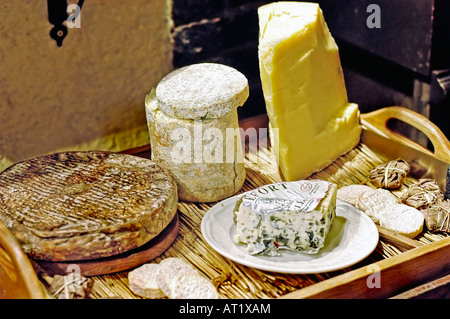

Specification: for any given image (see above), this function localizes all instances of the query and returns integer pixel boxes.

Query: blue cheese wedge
[233,180,337,256]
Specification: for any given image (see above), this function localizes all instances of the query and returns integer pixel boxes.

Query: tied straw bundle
[43,272,94,299]
[401,179,444,209]
[401,179,450,233]
[369,159,410,189]
[422,200,450,233]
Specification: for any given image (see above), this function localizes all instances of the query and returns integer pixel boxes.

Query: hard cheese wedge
[258,2,362,181]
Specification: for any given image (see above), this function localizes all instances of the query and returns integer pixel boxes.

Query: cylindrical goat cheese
[145,63,248,202]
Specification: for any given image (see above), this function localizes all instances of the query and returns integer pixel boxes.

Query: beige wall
[0,0,173,171]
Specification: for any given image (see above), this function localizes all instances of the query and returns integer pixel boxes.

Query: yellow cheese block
[258,2,362,181]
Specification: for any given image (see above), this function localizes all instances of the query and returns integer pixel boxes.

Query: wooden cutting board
[32,213,179,276]
[0,151,178,262]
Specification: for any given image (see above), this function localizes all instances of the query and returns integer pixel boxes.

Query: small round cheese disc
[379,204,424,238]
[128,264,165,299]
[337,184,375,206]
[155,257,199,296]
[155,63,249,119]
[0,151,178,261]
[167,272,219,299]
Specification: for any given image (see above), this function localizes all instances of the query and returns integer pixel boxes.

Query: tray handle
[361,106,450,163]
[0,221,46,298]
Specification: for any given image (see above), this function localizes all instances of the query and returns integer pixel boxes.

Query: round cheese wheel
[337,184,375,206]
[379,204,424,238]
[0,151,178,261]
[155,63,249,119]
[155,257,218,299]
[128,263,165,299]
[146,63,248,202]
[357,188,399,223]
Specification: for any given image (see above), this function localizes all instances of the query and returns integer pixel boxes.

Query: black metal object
[430,69,450,139]
[47,0,85,47]
[431,69,450,101]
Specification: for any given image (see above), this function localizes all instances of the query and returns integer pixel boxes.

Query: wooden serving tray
[32,214,179,277]
[4,106,446,299]
[283,106,450,298]
[76,106,449,300]
[0,220,46,299]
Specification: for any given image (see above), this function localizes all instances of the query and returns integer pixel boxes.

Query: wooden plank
[390,273,450,299]
[32,214,179,277]
[280,236,450,299]
[361,106,450,163]
[377,226,424,249]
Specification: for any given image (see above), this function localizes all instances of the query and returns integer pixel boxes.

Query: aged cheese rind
[155,257,218,299]
[167,272,219,299]
[155,258,198,296]
[337,184,376,206]
[155,63,249,119]
[128,263,165,299]
[258,2,362,181]
[146,90,246,202]
[379,204,424,238]
[233,181,337,255]
[0,151,178,261]
[357,188,399,223]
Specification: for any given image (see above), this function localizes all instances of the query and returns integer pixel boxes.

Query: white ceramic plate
[201,196,379,274]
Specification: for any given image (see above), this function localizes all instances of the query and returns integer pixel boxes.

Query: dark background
[171,0,450,141]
